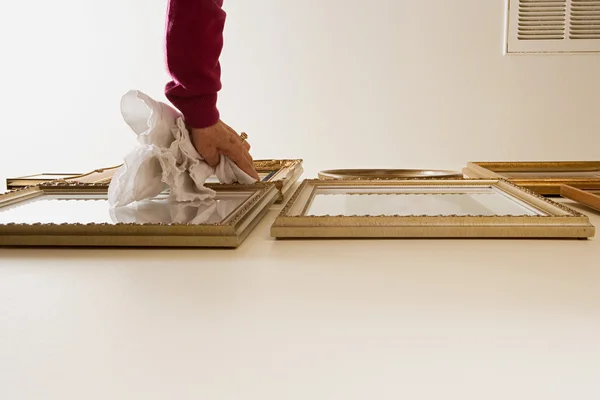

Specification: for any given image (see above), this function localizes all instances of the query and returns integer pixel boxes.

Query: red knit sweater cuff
[165,91,220,129]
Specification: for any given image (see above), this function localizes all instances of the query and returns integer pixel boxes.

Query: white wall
[1,0,599,189]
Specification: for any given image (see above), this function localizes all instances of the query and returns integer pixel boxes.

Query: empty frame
[463,161,600,195]
[561,185,600,213]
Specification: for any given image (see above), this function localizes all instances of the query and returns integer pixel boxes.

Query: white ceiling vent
[506,0,600,53]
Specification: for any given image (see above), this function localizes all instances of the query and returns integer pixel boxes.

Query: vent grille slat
[517,0,567,40]
[507,0,600,53]
[570,0,600,39]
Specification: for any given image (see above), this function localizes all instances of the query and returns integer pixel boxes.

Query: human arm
[164,0,224,128]
[164,0,259,179]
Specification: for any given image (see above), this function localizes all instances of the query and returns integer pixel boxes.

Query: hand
[189,120,260,180]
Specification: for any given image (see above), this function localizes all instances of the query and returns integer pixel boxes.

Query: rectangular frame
[0,182,279,248]
[5,165,124,190]
[6,172,91,188]
[271,179,594,239]
[252,159,304,201]
[5,159,303,202]
[560,185,600,213]
[463,161,600,195]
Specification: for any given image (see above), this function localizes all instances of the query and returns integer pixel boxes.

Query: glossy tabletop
[1,199,599,399]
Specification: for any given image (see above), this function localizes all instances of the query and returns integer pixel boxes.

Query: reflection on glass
[307,187,542,217]
[0,192,251,225]
[501,171,600,178]
[110,195,245,224]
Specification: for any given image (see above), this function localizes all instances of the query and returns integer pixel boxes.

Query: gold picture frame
[271,179,594,239]
[252,159,304,201]
[318,169,463,180]
[0,181,279,248]
[560,185,600,213]
[5,159,303,202]
[6,172,102,188]
[463,161,600,195]
[5,165,123,189]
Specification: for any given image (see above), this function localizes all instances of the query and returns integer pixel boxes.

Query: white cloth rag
[108,90,256,208]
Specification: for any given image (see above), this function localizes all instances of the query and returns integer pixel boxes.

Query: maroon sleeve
[164,0,225,129]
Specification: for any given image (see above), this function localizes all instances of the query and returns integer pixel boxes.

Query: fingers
[198,145,220,167]
[222,122,252,151]
[224,130,254,164]
[198,121,258,180]
[239,133,251,152]
[242,142,253,164]
[219,143,260,181]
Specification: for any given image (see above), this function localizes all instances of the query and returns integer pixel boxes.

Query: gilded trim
[271,179,594,239]
[0,182,279,248]
[463,161,600,195]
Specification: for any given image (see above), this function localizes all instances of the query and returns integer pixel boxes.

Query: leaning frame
[0,181,279,248]
[463,161,600,195]
[253,159,304,201]
[271,179,595,239]
[560,185,600,213]
[5,159,303,202]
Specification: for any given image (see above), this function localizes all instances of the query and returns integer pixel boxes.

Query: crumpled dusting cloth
[108,90,256,208]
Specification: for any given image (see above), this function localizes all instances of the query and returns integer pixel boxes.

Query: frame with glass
[271,179,595,239]
[0,181,279,248]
